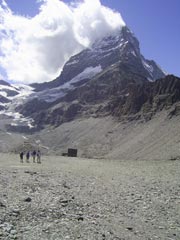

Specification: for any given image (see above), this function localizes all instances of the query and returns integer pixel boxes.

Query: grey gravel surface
[0,153,179,240]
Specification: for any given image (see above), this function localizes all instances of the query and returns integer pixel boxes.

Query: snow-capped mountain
[0,80,19,109]
[0,80,35,129]
[1,24,180,160]
[0,26,174,133]
[32,26,166,93]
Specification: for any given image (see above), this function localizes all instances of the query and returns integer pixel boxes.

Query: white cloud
[0,0,125,84]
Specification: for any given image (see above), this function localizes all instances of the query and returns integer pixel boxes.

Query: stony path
[0,154,179,240]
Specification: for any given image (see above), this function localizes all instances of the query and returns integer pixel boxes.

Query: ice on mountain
[142,59,154,76]
[101,52,112,59]
[27,122,34,129]
[11,122,18,126]
[36,65,102,103]
[11,84,34,98]
[66,65,102,87]
[0,85,15,91]
[131,50,137,57]
[0,91,7,97]
[0,102,5,106]
[66,59,79,66]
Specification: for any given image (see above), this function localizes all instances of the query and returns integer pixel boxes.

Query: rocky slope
[109,74,180,121]
[0,154,179,239]
[15,72,180,130]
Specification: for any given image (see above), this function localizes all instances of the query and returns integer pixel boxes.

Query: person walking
[26,151,30,163]
[32,150,36,163]
[37,150,41,164]
[20,151,24,163]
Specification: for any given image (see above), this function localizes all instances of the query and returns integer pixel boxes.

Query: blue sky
[105,0,180,77]
[0,0,179,83]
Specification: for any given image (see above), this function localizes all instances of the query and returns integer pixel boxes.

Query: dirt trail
[0,153,179,240]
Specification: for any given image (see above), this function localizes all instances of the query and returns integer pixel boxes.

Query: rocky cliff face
[16,71,180,131]
[109,74,180,121]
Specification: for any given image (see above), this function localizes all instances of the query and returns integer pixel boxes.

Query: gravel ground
[0,153,179,240]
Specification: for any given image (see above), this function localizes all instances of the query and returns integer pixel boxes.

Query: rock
[9,234,17,239]
[77,216,84,221]
[62,182,71,189]
[0,201,6,208]
[102,233,106,239]
[24,197,32,202]
[12,209,20,215]
[24,171,37,175]
[127,227,133,231]
[60,199,70,204]
[2,222,13,233]
[10,229,17,235]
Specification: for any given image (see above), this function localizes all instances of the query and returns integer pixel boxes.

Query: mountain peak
[52,26,165,87]
[31,26,166,101]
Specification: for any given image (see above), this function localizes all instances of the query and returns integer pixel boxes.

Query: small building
[68,148,78,157]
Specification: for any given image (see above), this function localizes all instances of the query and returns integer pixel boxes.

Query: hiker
[26,151,30,163]
[20,151,24,163]
[32,150,36,163]
[37,150,41,164]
